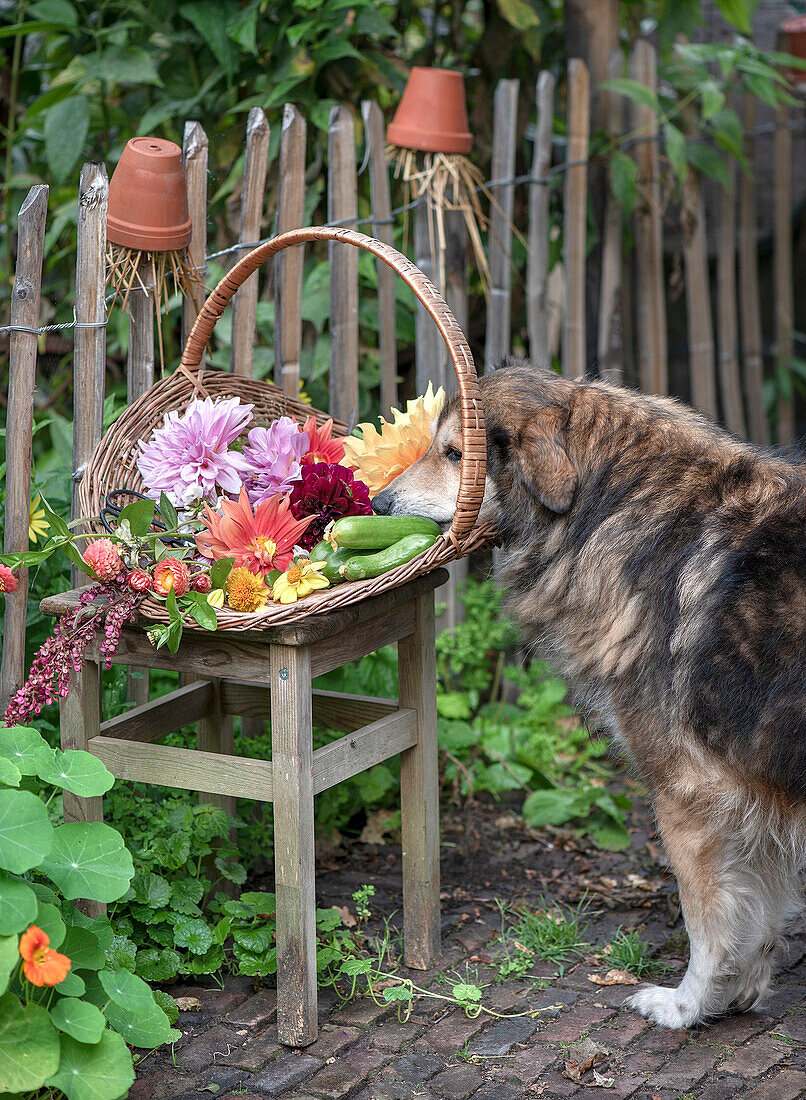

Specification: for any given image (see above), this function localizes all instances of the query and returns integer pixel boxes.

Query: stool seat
[46,569,447,1046]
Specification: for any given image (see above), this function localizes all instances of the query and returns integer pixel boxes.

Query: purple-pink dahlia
[136,395,253,508]
[289,462,373,550]
[241,418,309,506]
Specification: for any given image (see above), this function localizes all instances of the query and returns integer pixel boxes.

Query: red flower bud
[127,568,153,593]
[192,573,212,594]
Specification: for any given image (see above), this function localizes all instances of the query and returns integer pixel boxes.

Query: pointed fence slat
[562,60,589,380]
[629,40,667,395]
[327,106,359,425]
[231,108,270,378]
[413,202,446,395]
[0,184,48,712]
[598,51,624,382]
[181,122,208,346]
[682,170,717,418]
[362,100,397,419]
[275,104,307,400]
[484,78,520,373]
[527,71,555,366]
[774,102,794,445]
[72,163,108,587]
[739,95,767,445]
[716,162,746,436]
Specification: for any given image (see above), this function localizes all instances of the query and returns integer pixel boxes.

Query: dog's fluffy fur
[373,359,806,1028]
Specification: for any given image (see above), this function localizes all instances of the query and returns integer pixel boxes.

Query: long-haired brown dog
[373,358,806,1028]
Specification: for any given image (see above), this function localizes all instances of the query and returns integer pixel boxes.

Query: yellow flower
[29,496,49,544]
[272,558,329,605]
[342,382,446,495]
[226,567,270,613]
[207,588,225,609]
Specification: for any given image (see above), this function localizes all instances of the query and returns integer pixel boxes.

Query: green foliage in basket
[0,725,178,1100]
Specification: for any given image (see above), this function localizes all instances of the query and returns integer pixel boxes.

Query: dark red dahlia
[289,462,372,549]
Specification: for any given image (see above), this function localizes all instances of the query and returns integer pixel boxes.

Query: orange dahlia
[300,417,346,466]
[196,487,314,576]
[19,925,71,987]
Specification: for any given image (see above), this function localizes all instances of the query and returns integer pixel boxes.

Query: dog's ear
[515,419,577,514]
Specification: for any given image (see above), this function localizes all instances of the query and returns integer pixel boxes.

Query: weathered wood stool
[43,568,446,1046]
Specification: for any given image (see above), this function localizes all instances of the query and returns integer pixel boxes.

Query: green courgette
[330,514,442,550]
[309,540,372,584]
[340,532,439,581]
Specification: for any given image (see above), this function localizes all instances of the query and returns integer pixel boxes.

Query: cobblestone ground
[133,790,806,1100]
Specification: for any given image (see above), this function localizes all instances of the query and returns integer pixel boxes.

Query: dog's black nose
[372,488,394,514]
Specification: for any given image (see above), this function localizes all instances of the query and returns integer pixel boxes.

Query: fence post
[773,102,794,445]
[629,40,667,395]
[362,100,398,420]
[328,106,359,425]
[231,108,270,378]
[182,122,208,346]
[738,95,766,444]
[598,51,624,382]
[0,184,48,712]
[527,72,555,366]
[562,60,589,380]
[682,170,717,418]
[716,162,746,436]
[484,78,520,373]
[72,163,108,587]
[413,203,446,395]
[275,104,307,400]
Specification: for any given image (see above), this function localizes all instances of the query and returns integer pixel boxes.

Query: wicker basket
[79,226,495,629]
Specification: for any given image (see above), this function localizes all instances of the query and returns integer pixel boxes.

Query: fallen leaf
[563,1037,609,1082]
[359,808,397,845]
[587,969,640,986]
[589,1069,615,1088]
[335,905,357,928]
[174,997,202,1011]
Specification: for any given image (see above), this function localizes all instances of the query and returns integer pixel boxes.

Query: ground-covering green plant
[494,897,591,983]
[0,724,178,1099]
[605,926,668,979]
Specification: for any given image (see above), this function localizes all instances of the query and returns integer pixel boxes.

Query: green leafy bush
[0,725,178,1100]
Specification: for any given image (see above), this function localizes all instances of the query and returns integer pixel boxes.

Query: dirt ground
[132,785,806,1100]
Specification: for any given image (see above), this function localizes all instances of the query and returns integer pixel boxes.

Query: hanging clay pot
[107,137,192,251]
[387,67,473,155]
[781,16,806,84]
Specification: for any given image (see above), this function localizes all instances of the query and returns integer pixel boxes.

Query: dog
[373,358,806,1028]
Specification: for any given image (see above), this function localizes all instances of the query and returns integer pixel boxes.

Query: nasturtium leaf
[36,750,115,798]
[103,996,180,1048]
[0,758,21,787]
[0,726,51,775]
[39,822,133,902]
[65,907,116,951]
[0,992,60,1091]
[172,917,213,955]
[135,947,181,983]
[60,926,106,971]
[0,875,38,935]
[50,998,106,1045]
[55,970,86,997]
[29,881,58,906]
[45,1029,135,1100]
[34,902,66,949]
[0,935,19,996]
[98,965,156,1012]
[132,870,171,908]
[0,790,53,874]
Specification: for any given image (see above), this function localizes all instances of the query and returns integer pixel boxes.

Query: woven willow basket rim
[80,226,495,630]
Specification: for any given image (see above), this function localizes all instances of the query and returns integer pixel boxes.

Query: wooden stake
[231,107,270,378]
[527,72,555,366]
[774,102,794,444]
[0,184,48,712]
[327,106,359,425]
[275,104,306,400]
[413,201,446,395]
[484,78,520,373]
[739,95,767,444]
[716,161,746,435]
[598,51,624,382]
[682,170,717,418]
[181,122,208,346]
[562,60,589,379]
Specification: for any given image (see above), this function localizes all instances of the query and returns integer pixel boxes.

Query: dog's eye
[445,447,462,463]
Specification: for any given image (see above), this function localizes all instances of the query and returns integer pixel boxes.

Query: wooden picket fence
[1,42,803,712]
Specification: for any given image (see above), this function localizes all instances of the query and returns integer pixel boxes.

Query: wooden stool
[43,569,446,1047]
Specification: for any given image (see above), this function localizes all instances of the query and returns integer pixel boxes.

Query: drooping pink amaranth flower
[289,463,373,550]
[136,396,254,508]
[241,418,308,506]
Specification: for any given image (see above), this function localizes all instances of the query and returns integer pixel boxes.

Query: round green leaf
[39,823,133,903]
[0,876,38,935]
[0,758,21,788]
[36,750,115,798]
[60,926,106,971]
[172,916,213,955]
[0,727,51,776]
[104,997,179,1048]
[0,790,53,874]
[0,992,60,1092]
[0,935,19,996]
[135,947,180,983]
[54,970,85,998]
[45,1028,134,1100]
[98,966,156,1012]
[34,902,66,949]
[50,998,105,1045]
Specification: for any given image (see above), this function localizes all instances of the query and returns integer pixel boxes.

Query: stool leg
[61,660,106,918]
[399,592,441,969]
[270,644,318,1046]
[197,677,235,820]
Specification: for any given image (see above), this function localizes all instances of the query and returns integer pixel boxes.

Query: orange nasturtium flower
[19,925,71,987]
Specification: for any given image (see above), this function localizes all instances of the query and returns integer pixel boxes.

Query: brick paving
[134,794,806,1099]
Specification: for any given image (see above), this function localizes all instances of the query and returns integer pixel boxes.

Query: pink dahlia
[289,463,373,550]
[0,565,19,593]
[241,418,308,506]
[83,539,124,581]
[136,396,253,508]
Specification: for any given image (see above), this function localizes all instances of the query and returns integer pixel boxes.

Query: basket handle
[181,226,486,542]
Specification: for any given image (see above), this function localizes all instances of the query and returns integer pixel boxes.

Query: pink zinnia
[241,418,308,506]
[289,463,373,550]
[0,565,19,593]
[83,539,123,581]
[136,396,253,508]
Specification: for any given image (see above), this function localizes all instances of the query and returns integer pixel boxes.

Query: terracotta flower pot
[387,67,473,155]
[107,137,192,251]
[782,16,806,83]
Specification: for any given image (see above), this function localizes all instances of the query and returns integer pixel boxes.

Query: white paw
[626,984,701,1028]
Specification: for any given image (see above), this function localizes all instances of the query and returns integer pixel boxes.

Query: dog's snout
[371,488,396,515]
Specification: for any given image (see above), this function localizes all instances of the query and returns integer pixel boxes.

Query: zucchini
[340,532,439,581]
[330,514,442,550]
[309,541,372,584]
